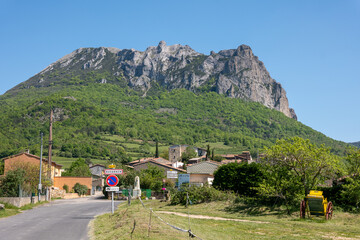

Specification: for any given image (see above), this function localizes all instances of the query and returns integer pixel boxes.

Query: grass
[0,202,20,218]
[91,200,360,240]
[0,200,49,219]
[53,156,110,169]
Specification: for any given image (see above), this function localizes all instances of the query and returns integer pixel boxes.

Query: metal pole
[38,133,43,202]
[111,191,114,214]
[48,109,53,202]
[148,208,152,237]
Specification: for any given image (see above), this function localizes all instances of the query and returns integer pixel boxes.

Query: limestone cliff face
[9,41,296,119]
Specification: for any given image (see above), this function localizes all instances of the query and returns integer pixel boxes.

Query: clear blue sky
[1,0,359,143]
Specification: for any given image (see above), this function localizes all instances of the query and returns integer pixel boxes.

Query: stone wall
[0,195,47,208]
[51,188,65,199]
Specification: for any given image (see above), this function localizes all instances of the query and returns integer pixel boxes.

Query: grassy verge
[0,202,20,218]
[0,200,49,219]
[92,200,360,240]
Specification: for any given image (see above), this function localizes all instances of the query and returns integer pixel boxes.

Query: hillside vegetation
[0,83,348,166]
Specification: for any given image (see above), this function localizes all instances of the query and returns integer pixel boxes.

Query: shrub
[213,162,263,196]
[63,184,69,193]
[73,183,88,196]
[171,185,235,205]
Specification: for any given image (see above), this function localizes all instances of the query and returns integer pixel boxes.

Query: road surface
[0,196,122,240]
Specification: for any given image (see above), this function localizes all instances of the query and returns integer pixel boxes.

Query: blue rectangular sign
[178,174,190,189]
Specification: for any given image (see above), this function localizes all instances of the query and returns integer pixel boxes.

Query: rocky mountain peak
[8,42,297,119]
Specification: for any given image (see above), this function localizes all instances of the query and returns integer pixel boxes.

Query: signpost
[108,164,116,169]
[178,174,190,189]
[104,169,123,175]
[167,170,178,179]
[106,187,120,192]
[106,175,120,214]
[106,175,119,187]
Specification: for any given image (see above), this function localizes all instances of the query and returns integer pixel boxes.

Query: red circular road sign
[106,175,119,187]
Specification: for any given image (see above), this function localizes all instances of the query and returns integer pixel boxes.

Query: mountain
[7,41,296,119]
[0,42,349,167]
[350,142,360,148]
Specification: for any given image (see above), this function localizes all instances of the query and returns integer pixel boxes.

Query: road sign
[178,174,190,189]
[104,169,123,175]
[108,164,116,169]
[106,175,119,187]
[106,187,120,192]
[167,170,178,179]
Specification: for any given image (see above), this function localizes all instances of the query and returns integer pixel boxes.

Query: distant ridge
[350,141,360,148]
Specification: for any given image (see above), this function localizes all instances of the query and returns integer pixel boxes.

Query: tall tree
[261,137,340,197]
[206,144,211,160]
[155,141,159,158]
[340,147,360,209]
[181,147,197,164]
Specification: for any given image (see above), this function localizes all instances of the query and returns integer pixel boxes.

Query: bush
[171,185,235,205]
[63,184,69,193]
[73,183,88,196]
[0,168,26,197]
[213,162,263,196]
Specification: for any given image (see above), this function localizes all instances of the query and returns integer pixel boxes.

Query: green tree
[62,158,91,177]
[0,168,26,197]
[181,147,197,164]
[340,148,360,209]
[261,137,340,197]
[258,164,303,213]
[213,162,263,196]
[0,160,4,175]
[155,141,159,158]
[139,165,165,191]
[0,162,50,196]
[160,149,169,160]
[206,144,211,160]
[345,147,360,175]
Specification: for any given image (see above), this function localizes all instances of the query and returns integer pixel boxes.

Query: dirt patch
[157,211,270,224]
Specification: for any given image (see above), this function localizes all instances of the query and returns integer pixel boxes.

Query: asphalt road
[0,196,123,240]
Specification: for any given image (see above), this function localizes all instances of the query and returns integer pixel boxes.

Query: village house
[220,151,254,164]
[89,164,106,194]
[128,157,186,174]
[128,157,171,167]
[2,151,93,197]
[186,160,222,186]
[2,151,62,180]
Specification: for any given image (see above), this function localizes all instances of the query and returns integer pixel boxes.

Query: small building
[128,157,172,167]
[130,158,186,174]
[186,160,222,186]
[2,152,62,180]
[188,156,206,165]
[89,164,106,194]
[220,151,253,164]
[169,145,207,163]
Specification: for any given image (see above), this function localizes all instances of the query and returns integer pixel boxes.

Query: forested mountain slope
[0,83,347,162]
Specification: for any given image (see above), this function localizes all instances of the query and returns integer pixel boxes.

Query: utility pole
[38,132,43,202]
[48,109,53,202]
